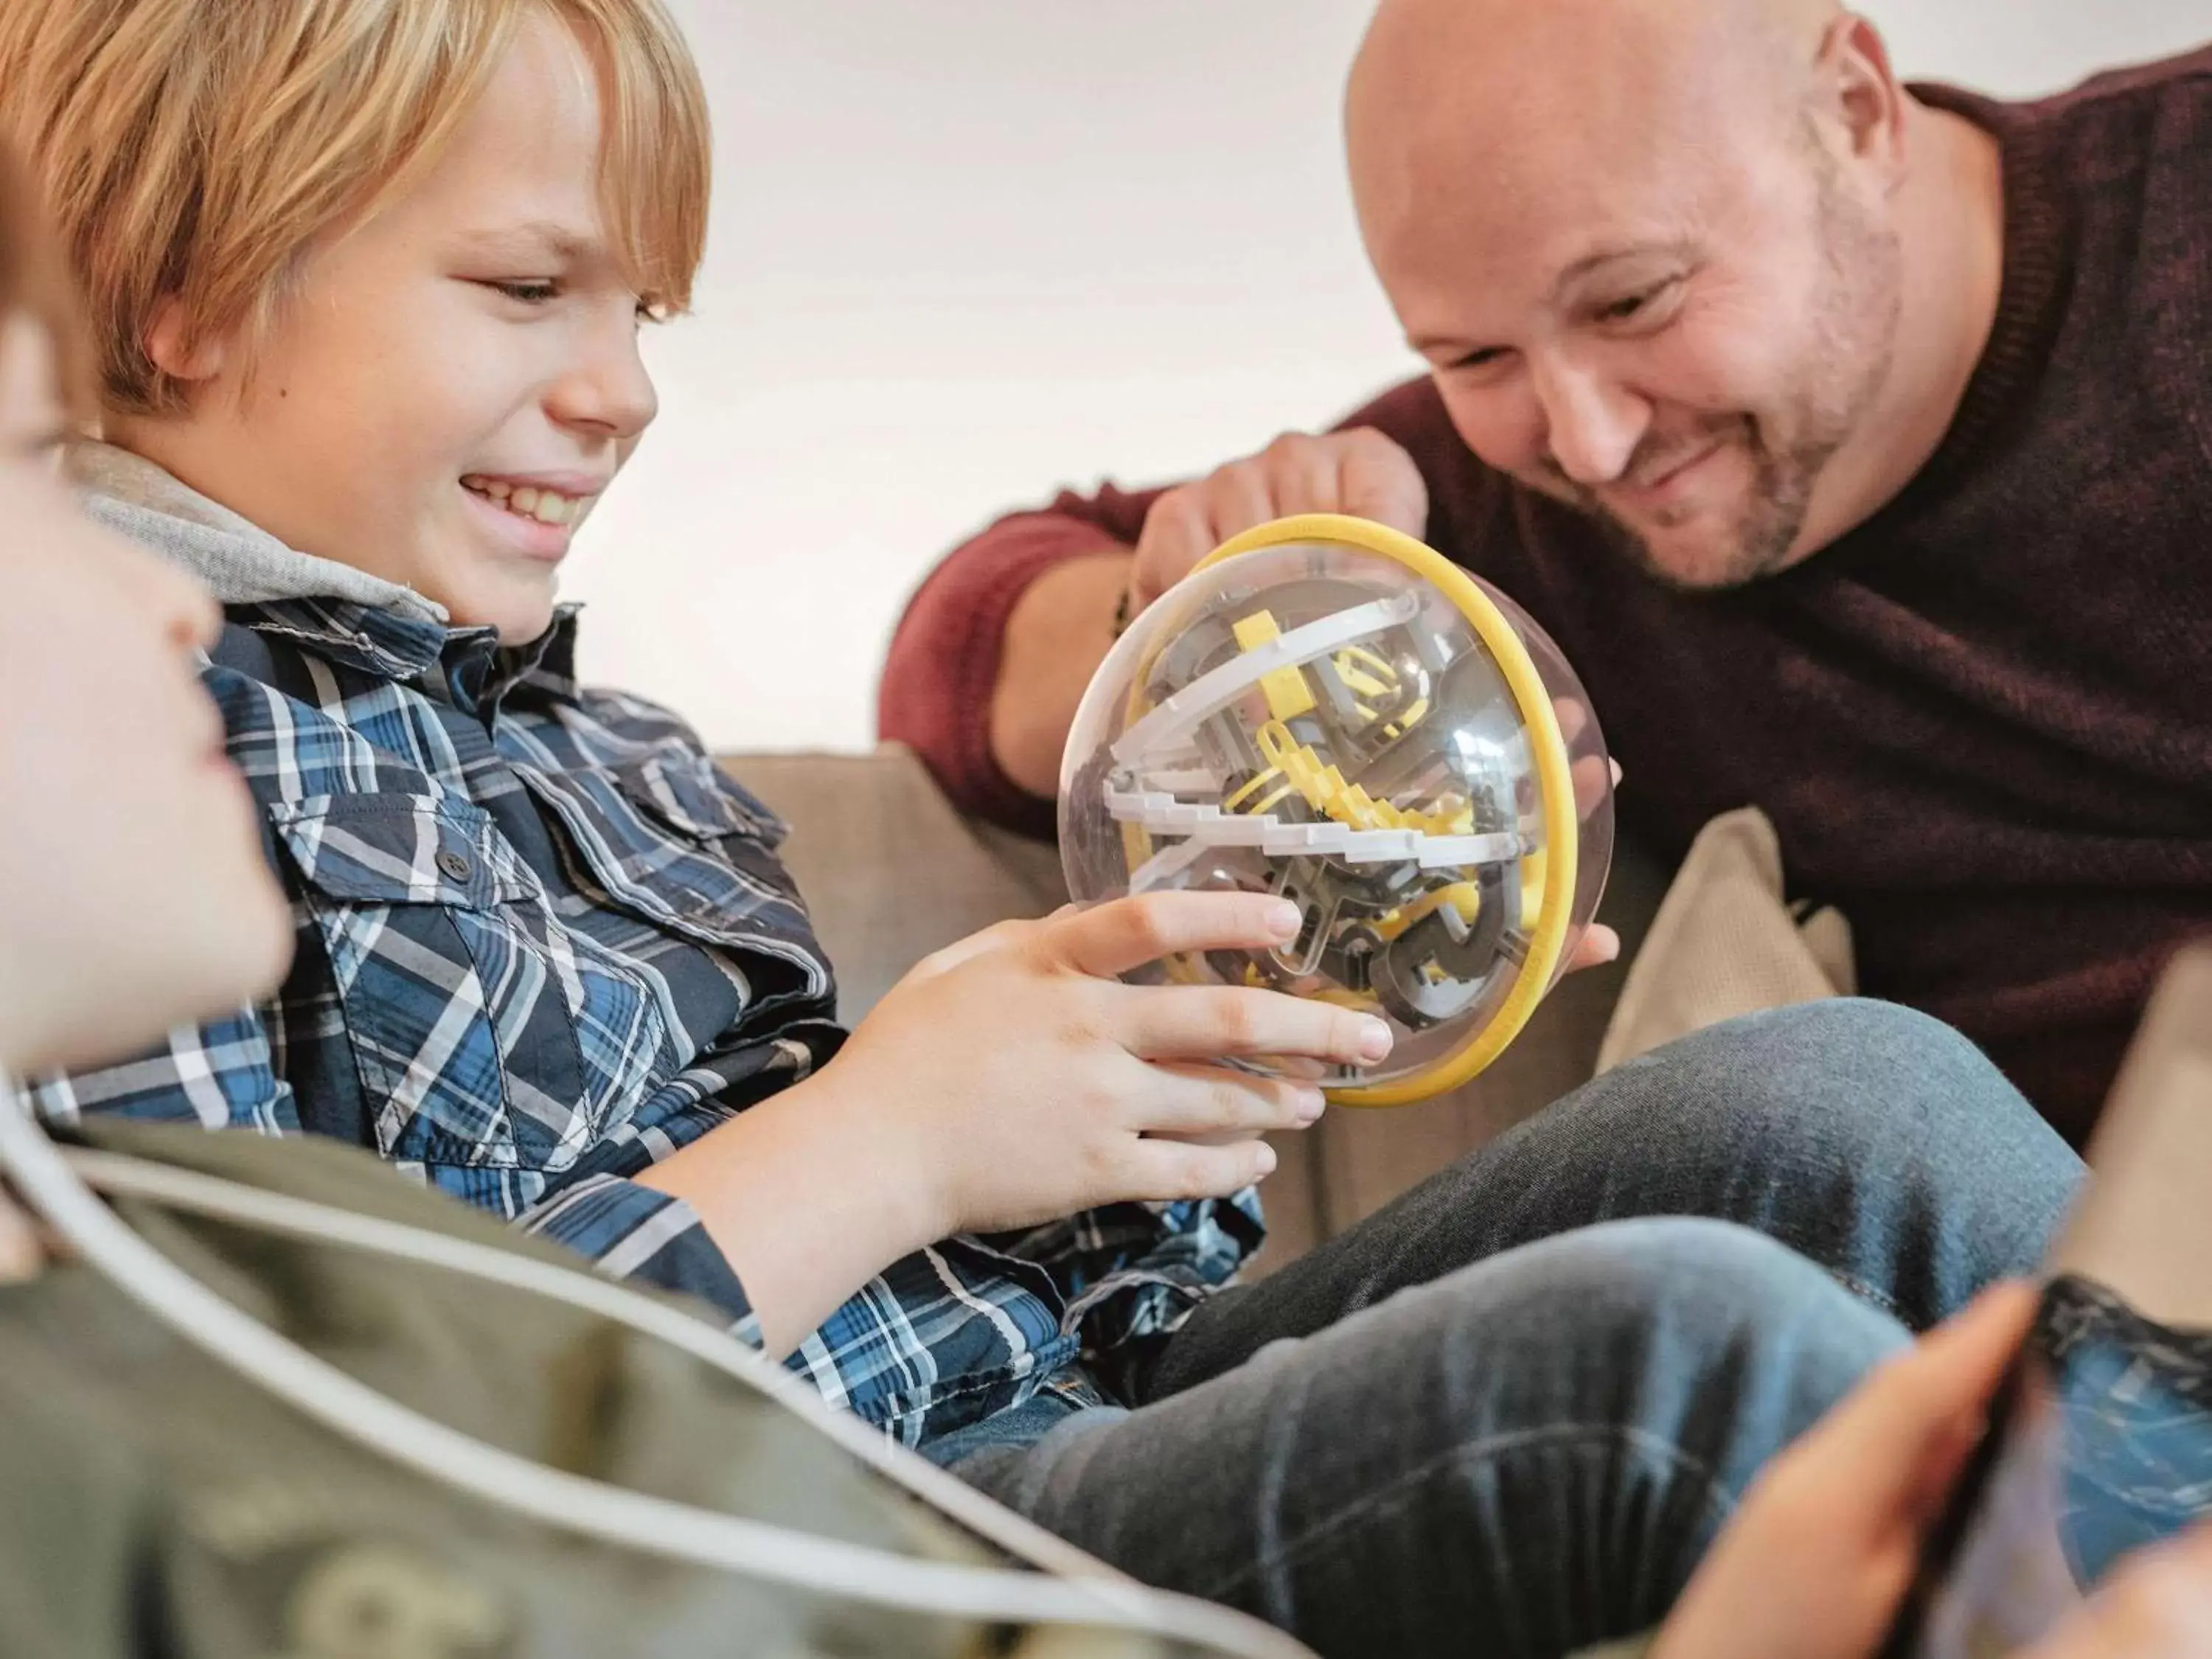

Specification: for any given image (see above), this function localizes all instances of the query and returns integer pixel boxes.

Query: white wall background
[563,1,2211,753]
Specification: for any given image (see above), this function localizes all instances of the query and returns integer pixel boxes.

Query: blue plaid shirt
[32,453,1262,1444]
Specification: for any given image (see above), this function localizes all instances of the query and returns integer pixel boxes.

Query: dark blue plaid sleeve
[28,1009,764,1343]
[516,1173,761,1343]
[27,1009,300,1135]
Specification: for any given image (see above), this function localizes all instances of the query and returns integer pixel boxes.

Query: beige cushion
[722,744,1062,1023]
[1594,806,1854,1074]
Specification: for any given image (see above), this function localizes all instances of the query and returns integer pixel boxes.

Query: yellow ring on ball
[1195,513,1579,1107]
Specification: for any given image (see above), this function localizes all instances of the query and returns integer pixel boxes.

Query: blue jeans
[945,1000,2085,1659]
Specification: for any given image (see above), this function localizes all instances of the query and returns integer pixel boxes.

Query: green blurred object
[0,1119,1259,1659]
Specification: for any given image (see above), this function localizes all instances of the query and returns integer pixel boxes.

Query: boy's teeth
[464,477,582,526]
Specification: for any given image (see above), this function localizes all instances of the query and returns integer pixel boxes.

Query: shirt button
[436,849,474,883]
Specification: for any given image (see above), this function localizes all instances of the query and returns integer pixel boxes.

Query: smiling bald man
[882,6,2212,1147]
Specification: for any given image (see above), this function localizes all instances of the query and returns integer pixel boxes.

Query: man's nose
[1532,355,1649,487]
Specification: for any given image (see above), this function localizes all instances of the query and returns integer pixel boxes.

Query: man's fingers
[1565,925,1620,973]
[1572,753,1614,823]
[1133,432,1427,608]
[1554,697,1617,822]
[1124,983,1393,1067]
[1203,462,1279,546]
[1335,429,1429,535]
[1265,434,1344,518]
[1049,891,1307,979]
[1554,696,1590,745]
[1132,491,1220,604]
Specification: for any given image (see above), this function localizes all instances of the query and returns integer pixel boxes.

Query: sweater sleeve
[877,375,1467,834]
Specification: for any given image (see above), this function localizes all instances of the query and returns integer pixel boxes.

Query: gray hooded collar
[62,439,449,627]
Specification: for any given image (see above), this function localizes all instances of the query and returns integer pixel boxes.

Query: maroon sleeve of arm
[876,376,1461,832]
[877,481,1164,835]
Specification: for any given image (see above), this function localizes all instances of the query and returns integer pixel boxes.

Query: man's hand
[1130,428,1429,608]
[1650,1283,2038,1659]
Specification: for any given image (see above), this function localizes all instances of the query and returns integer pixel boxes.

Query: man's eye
[1598,279,1679,325]
[485,279,559,305]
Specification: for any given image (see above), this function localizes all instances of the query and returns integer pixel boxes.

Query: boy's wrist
[635,1071,950,1355]
[790,1062,958,1254]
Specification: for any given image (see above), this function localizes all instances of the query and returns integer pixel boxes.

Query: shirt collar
[64,440,582,697]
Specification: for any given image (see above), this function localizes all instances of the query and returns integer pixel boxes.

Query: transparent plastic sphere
[1058,515,1614,1105]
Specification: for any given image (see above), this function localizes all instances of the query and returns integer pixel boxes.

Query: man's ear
[1815,14,1908,188]
[145,298,227,383]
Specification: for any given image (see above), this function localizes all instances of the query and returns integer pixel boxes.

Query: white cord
[0,1088,1315,1659]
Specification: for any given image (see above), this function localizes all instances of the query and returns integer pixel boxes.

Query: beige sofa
[728,745,1851,1274]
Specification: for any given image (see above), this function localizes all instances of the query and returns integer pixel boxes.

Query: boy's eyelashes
[473,279,662,324]
[480,278,561,305]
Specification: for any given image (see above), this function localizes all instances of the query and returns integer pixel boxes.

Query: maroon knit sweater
[880,49,2212,1145]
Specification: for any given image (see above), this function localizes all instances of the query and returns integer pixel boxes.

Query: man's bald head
[1342,0,1924,590]
[1348,0,1845,251]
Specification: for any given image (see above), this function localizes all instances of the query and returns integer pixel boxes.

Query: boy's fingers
[1051,891,1306,979]
[1124,984,1393,1068]
[1138,1065,1325,1138]
[1124,1136,1278,1203]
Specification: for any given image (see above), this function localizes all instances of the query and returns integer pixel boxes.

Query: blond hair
[0,0,710,416]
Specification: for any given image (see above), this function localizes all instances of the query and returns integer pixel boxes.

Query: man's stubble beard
[1534,167,1905,592]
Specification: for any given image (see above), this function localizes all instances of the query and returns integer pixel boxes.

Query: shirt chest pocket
[270,792,599,1173]
[520,748,824,975]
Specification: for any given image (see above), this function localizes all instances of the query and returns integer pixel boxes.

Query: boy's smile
[460,471,611,560]
[110,10,658,643]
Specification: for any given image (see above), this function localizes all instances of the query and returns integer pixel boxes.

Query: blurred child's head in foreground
[0,141,291,1075]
